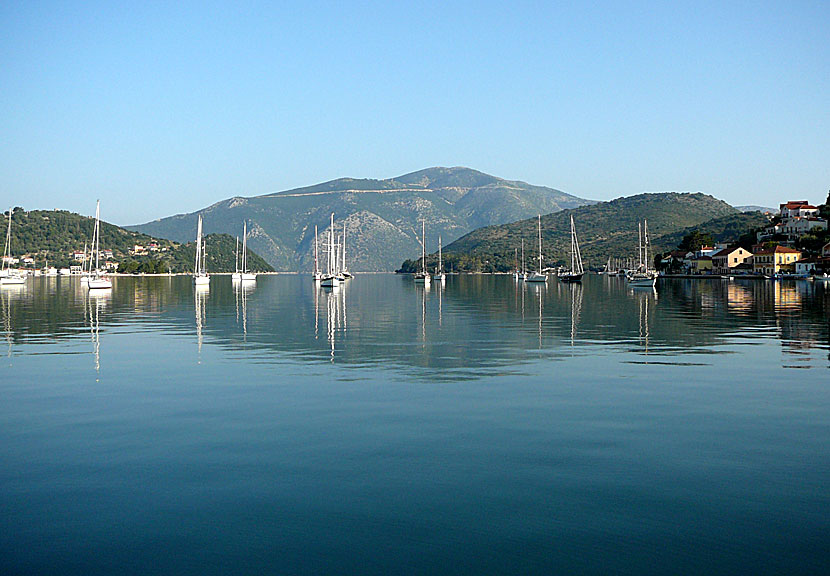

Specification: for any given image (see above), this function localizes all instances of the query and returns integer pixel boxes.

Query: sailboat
[558,215,584,283]
[435,235,446,283]
[341,223,353,279]
[1,208,26,286]
[525,214,548,282]
[232,236,241,282]
[627,219,658,288]
[312,225,323,282]
[320,213,340,288]
[236,222,256,282]
[512,248,520,280]
[193,215,210,286]
[414,220,431,285]
[86,201,112,290]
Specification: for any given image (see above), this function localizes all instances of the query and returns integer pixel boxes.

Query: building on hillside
[73,251,86,261]
[711,247,753,275]
[752,246,801,276]
[132,245,146,255]
[101,249,113,259]
[105,261,119,271]
[759,200,827,242]
[690,255,713,274]
[780,201,820,218]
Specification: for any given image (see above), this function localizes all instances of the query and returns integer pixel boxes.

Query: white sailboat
[1,208,26,286]
[513,247,521,280]
[320,213,340,288]
[435,235,446,283]
[341,223,353,279]
[232,235,241,282]
[312,225,323,282]
[525,214,548,282]
[558,215,584,283]
[86,201,112,290]
[238,222,256,282]
[193,215,210,286]
[627,219,658,288]
[414,220,431,285]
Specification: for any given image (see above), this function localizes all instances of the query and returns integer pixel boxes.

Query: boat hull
[525,272,547,283]
[558,273,583,283]
[87,278,112,290]
[193,275,210,286]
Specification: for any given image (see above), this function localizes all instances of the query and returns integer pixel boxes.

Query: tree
[678,230,714,252]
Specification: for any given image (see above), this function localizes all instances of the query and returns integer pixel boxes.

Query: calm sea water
[1,274,828,575]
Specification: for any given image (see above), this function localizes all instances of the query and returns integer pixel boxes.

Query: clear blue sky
[2,1,828,225]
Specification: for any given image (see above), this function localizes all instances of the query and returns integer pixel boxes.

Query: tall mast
[329,213,335,275]
[637,222,643,268]
[438,236,443,273]
[537,214,542,274]
[3,207,11,273]
[314,225,319,275]
[195,216,202,274]
[521,238,524,274]
[242,221,247,273]
[422,220,426,274]
[94,200,101,272]
[342,223,347,273]
[235,236,239,273]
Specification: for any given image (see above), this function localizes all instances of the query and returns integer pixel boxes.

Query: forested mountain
[130,167,593,271]
[400,193,751,273]
[1,208,272,273]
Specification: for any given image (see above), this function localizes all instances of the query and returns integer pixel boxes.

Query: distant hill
[1,208,272,273]
[402,192,742,272]
[736,205,777,214]
[130,167,593,272]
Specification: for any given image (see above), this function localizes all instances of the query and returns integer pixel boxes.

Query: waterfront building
[752,246,801,276]
[690,255,713,274]
[712,247,753,275]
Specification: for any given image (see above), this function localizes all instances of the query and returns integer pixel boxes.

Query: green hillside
[1,208,272,273]
[130,167,593,272]
[400,192,742,273]
[656,212,771,250]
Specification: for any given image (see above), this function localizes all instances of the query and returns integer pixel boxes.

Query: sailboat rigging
[558,215,584,283]
[525,214,548,282]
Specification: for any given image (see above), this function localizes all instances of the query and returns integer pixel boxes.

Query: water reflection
[234,280,255,340]
[7,275,830,377]
[86,290,109,375]
[195,285,208,360]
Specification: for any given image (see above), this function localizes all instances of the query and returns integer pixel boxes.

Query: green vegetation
[402,192,745,272]
[130,166,594,271]
[1,209,273,273]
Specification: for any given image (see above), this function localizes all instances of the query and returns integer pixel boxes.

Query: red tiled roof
[755,246,801,254]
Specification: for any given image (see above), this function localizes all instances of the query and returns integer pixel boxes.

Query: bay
[1,274,828,575]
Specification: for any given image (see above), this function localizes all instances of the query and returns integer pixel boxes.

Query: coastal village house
[690,255,713,274]
[752,246,801,276]
[758,200,828,242]
[823,242,830,258]
[711,247,753,275]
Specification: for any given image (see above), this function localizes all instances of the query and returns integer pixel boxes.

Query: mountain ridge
[402,192,762,272]
[130,167,594,271]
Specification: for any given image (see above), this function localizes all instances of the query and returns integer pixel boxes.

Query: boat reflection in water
[195,284,208,361]
[234,278,255,340]
[86,288,110,377]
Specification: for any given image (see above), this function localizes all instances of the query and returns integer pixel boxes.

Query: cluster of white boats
[193,214,258,288]
[503,215,657,288]
[311,213,354,288]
